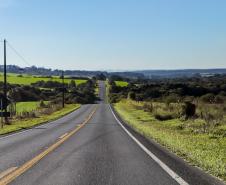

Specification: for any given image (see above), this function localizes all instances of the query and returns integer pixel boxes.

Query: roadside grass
[0,74,86,85]
[114,100,226,182]
[105,80,110,103]
[115,81,128,87]
[95,82,99,96]
[0,104,80,135]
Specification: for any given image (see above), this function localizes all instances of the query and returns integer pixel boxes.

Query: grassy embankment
[0,103,80,135]
[114,100,226,182]
[0,73,86,85]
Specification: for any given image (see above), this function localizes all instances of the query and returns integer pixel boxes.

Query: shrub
[182,102,196,119]
[143,102,154,112]
[69,80,76,88]
[30,111,37,118]
[39,100,46,108]
[18,111,37,119]
[165,94,179,105]
[200,93,215,103]
[127,91,136,100]
[41,108,54,115]
[109,93,124,103]
[199,109,224,133]
[154,113,173,121]
[214,95,224,104]
[223,105,226,112]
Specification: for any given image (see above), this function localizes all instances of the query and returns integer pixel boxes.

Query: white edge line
[109,105,189,185]
[0,124,48,140]
[0,130,31,140]
[0,121,54,140]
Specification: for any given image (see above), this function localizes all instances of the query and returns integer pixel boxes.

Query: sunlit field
[0,73,87,85]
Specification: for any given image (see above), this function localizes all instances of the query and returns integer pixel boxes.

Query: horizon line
[1,65,226,72]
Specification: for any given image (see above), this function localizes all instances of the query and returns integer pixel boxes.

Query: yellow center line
[0,167,18,180]
[0,105,98,185]
[59,133,68,139]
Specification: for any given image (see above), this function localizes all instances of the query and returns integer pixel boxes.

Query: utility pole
[3,39,7,124]
[62,71,65,108]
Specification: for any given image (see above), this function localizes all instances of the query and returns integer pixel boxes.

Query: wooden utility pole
[62,71,65,108]
[3,39,7,125]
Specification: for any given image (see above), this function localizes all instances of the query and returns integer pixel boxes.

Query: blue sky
[0,0,226,70]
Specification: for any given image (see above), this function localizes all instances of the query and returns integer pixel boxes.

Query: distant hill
[0,65,226,79]
[134,69,226,79]
[0,65,107,77]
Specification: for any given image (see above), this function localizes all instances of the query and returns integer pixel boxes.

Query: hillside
[1,65,226,79]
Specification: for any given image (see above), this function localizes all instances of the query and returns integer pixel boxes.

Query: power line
[6,40,32,67]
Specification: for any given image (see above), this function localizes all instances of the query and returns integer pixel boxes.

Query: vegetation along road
[0,81,224,185]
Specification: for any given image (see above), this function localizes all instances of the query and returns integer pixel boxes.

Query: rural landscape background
[0,65,225,182]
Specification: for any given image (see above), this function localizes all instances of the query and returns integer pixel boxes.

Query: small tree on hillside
[69,80,76,89]
[39,100,46,108]
[127,91,136,100]
[182,102,196,120]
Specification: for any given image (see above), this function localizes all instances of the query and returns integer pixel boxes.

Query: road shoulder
[110,104,225,185]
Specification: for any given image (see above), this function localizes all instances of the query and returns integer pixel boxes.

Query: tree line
[108,74,226,104]
[0,78,98,104]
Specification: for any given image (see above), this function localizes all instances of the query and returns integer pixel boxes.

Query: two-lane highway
[0,81,224,185]
[0,104,95,184]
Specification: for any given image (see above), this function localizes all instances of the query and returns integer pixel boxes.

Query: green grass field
[15,101,49,113]
[0,73,87,85]
[115,81,128,87]
[114,100,226,182]
[0,104,80,135]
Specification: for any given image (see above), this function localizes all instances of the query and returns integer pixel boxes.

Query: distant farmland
[0,73,87,85]
[115,81,128,87]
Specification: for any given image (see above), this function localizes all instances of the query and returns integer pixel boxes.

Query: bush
[223,105,226,112]
[182,102,196,119]
[18,111,37,119]
[143,103,154,112]
[154,113,173,121]
[109,94,121,103]
[69,80,76,88]
[200,93,215,103]
[165,94,180,106]
[201,113,221,133]
[39,100,46,108]
[127,91,136,100]
[214,95,224,104]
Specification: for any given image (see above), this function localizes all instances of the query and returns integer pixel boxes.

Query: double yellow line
[0,105,98,185]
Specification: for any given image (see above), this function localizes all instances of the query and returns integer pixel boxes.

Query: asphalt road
[0,81,224,185]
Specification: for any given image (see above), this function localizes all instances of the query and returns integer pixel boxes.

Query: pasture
[115,81,128,87]
[0,73,87,85]
[15,101,49,113]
